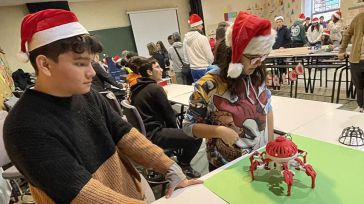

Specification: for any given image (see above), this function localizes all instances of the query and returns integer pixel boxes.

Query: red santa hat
[298,13,305,21]
[312,17,320,24]
[323,28,330,36]
[225,11,276,78]
[18,9,88,63]
[113,55,121,63]
[188,14,203,27]
[333,10,342,19]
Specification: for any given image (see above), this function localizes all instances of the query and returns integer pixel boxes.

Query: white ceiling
[0,0,96,7]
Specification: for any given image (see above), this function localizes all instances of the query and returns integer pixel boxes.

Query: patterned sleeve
[265,88,273,113]
[182,78,217,137]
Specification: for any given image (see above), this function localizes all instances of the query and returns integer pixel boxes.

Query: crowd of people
[2,5,364,204]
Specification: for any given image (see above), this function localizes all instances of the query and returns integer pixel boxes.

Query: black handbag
[173,47,191,75]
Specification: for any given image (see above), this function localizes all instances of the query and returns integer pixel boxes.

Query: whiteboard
[128,8,180,57]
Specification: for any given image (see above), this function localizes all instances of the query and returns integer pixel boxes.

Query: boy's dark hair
[214,39,266,95]
[128,56,158,77]
[126,51,138,60]
[168,35,173,41]
[29,34,103,75]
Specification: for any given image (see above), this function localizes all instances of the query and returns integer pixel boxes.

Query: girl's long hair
[215,39,266,95]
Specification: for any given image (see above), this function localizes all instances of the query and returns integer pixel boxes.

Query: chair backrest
[99,91,123,116]
[120,100,146,135]
[0,111,11,167]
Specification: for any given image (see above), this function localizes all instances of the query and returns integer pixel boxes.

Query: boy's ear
[36,55,52,77]
[146,69,153,77]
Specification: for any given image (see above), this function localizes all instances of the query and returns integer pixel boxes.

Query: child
[183,11,275,170]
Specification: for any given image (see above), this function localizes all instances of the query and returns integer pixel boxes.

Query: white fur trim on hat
[225,24,233,47]
[333,13,341,19]
[17,51,29,63]
[274,16,284,22]
[227,63,243,78]
[190,20,203,28]
[28,22,88,52]
[244,29,277,55]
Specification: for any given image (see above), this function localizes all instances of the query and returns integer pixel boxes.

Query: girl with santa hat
[182,11,275,170]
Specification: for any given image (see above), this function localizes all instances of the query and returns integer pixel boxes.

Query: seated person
[321,29,333,46]
[92,54,123,92]
[124,52,140,87]
[4,9,200,204]
[129,56,202,178]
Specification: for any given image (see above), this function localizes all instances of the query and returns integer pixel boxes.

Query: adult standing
[327,10,343,47]
[338,13,364,112]
[183,14,214,82]
[168,32,193,85]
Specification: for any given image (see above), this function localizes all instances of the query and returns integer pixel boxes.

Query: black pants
[291,42,304,48]
[350,60,364,108]
[152,128,202,164]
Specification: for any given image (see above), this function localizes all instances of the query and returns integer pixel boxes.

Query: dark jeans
[350,60,364,108]
[291,42,304,48]
[191,69,207,82]
[152,128,202,164]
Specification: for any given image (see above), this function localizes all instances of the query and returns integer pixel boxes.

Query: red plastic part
[266,136,298,158]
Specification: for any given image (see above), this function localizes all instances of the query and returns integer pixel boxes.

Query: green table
[204,135,364,204]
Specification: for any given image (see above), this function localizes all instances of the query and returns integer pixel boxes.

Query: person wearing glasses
[182,11,275,171]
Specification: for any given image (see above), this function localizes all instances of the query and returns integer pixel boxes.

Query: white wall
[202,0,305,34]
[0,0,190,73]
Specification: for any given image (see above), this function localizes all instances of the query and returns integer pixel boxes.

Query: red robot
[249,136,316,196]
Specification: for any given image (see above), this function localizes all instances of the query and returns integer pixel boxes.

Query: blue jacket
[273,25,291,49]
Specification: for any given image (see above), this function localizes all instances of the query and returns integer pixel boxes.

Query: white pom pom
[227,63,243,78]
[17,51,29,63]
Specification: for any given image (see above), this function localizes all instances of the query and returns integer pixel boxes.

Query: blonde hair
[147,42,157,56]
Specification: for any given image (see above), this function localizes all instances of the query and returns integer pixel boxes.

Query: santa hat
[323,28,330,36]
[298,13,305,21]
[274,16,284,22]
[225,11,276,78]
[113,55,121,63]
[18,9,88,63]
[188,14,203,27]
[312,17,320,24]
[333,10,342,19]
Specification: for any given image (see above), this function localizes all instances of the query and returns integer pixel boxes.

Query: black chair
[120,100,183,197]
[1,111,34,204]
[99,91,124,116]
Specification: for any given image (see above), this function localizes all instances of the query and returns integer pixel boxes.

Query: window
[313,0,340,14]
[311,0,340,20]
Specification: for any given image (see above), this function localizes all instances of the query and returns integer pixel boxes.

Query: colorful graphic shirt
[183,66,272,168]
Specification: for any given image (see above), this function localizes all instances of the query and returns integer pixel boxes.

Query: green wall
[90,26,137,57]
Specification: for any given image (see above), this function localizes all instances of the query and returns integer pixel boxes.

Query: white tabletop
[164,84,194,99]
[168,94,342,133]
[155,95,350,203]
[271,96,342,132]
[153,149,255,204]
[293,109,364,151]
